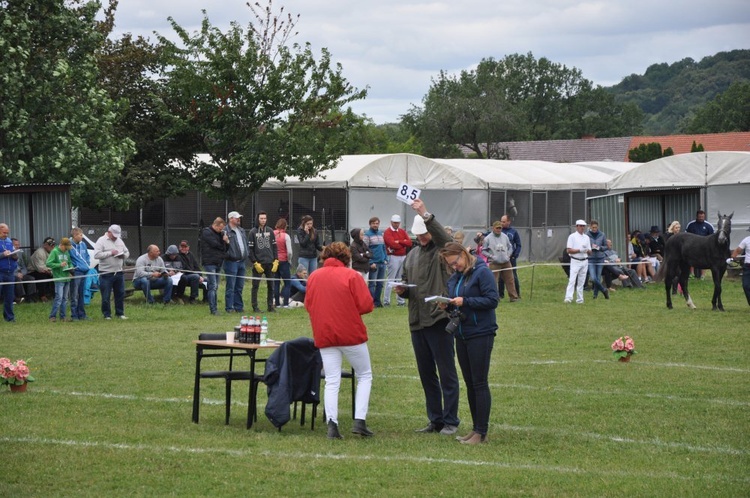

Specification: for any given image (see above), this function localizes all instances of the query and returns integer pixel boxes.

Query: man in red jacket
[383,214,413,307]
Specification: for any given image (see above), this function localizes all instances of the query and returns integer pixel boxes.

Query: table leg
[192,348,201,423]
[246,350,256,429]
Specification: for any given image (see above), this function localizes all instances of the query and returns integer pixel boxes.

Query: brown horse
[659,212,732,311]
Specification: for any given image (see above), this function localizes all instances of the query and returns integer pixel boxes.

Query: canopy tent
[260,153,633,261]
[591,152,750,259]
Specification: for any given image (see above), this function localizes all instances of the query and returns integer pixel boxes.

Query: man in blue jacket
[364,217,387,307]
[685,210,714,279]
[223,211,249,313]
[498,215,522,299]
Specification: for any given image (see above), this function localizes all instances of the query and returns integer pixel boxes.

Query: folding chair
[192,333,264,425]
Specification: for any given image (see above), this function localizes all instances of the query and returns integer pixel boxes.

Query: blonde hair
[667,221,681,234]
[321,241,351,266]
[439,242,476,275]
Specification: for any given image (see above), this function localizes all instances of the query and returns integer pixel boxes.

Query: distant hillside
[608,49,750,135]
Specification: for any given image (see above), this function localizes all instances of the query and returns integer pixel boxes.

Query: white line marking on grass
[376,375,750,407]
[2,436,747,483]
[527,359,749,373]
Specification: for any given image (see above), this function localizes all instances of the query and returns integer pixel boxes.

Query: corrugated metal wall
[589,194,627,261]
[31,191,71,244]
[0,188,70,249]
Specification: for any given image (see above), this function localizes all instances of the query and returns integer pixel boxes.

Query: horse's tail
[655,256,668,282]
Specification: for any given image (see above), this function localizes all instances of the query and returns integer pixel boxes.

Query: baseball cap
[575,219,587,226]
[411,214,428,236]
[492,221,502,228]
[228,211,242,220]
[180,240,189,247]
[44,237,56,246]
[108,224,122,237]
[391,214,402,223]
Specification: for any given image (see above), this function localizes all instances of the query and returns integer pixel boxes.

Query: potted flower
[0,357,36,392]
[611,336,637,363]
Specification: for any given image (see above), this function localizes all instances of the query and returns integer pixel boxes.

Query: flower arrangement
[0,357,36,386]
[611,336,637,361]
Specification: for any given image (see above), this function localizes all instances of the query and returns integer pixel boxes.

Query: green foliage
[0,0,135,209]
[684,82,750,133]
[611,50,750,134]
[691,140,705,152]
[628,142,675,162]
[1,266,748,496]
[406,53,642,158]
[157,1,366,211]
[96,28,197,209]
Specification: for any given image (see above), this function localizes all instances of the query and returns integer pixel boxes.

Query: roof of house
[628,132,750,156]
[464,132,750,162]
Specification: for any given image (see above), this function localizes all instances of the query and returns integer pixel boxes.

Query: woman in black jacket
[296,215,322,274]
[350,228,372,280]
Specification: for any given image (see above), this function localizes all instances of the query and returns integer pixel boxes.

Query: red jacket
[383,226,413,256]
[305,258,374,348]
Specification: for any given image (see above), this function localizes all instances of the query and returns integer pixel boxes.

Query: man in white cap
[395,199,460,435]
[383,214,412,306]
[564,219,591,304]
[94,224,130,319]
[223,211,248,313]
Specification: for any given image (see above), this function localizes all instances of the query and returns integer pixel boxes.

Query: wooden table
[192,339,281,429]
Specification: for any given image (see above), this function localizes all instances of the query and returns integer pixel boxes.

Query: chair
[192,333,263,425]
[264,337,322,430]
[317,367,356,423]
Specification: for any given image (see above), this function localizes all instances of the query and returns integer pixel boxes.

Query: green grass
[1,267,748,497]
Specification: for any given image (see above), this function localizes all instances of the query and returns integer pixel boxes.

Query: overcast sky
[110,0,750,124]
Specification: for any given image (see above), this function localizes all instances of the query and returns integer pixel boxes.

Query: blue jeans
[589,260,608,298]
[133,275,173,303]
[50,280,70,319]
[203,264,220,314]
[455,334,494,436]
[368,262,386,306]
[743,265,750,306]
[223,259,246,312]
[70,271,87,319]
[1,270,15,321]
[298,257,318,275]
[177,273,202,300]
[410,319,460,428]
[274,261,291,306]
[99,271,125,318]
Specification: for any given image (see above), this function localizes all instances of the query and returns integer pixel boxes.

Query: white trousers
[565,259,588,303]
[384,254,406,305]
[320,343,373,424]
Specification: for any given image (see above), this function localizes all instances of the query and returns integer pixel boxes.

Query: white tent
[607,152,750,232]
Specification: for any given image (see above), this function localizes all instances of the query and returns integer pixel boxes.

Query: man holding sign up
[395,196,460,436]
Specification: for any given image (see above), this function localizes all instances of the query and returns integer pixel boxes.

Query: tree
[690,141,704,152]
[158,1,366,211]
[96,9,197,209]
[628,142,674,163]
[684,82,750,133]
[0,0,135,209]
[405,53,641,158]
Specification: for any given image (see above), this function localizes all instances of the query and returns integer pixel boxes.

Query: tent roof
[263,154,487,189]
[607,152,750,191]
[436,159,635,190]
[262,154,634,190]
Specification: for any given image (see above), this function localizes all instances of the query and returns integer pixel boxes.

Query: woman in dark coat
[438,242,499,445]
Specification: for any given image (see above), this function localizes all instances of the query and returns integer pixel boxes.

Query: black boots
[351,418,374,437]
[327,420,343,439]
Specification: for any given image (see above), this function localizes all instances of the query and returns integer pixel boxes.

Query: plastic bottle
[260,316,268,346]
[252,316,260,344]
[240,316,249,343]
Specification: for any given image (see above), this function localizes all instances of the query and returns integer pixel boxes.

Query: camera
[445,308,464,334]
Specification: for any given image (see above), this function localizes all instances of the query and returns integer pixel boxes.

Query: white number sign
[396,183,420,205]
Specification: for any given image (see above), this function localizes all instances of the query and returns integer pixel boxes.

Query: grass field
[1,265,748,497]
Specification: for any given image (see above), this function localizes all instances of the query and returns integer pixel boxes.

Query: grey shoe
[351,418,374,437]
[439,424,458,435]
[327,420,343,439]
[414,422,442,433]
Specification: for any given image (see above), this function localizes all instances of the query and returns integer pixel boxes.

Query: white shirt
[738,236,750,265]
[566,231,591,261]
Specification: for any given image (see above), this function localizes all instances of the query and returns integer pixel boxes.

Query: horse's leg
[664,261,675,309]
[680,264,696,309]
[712,267,725,311]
